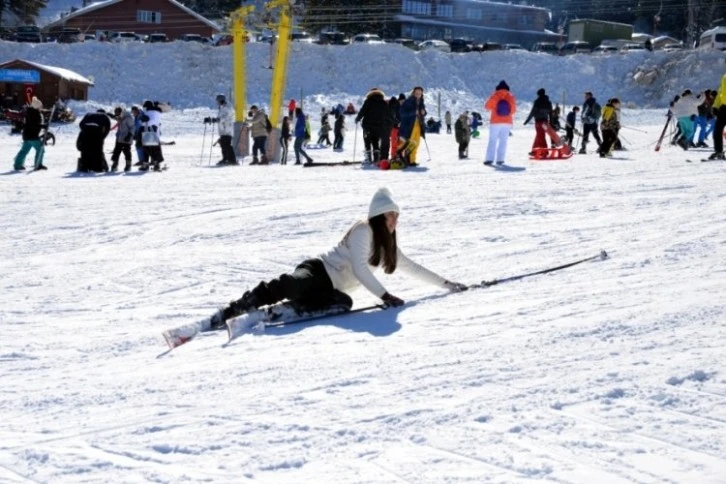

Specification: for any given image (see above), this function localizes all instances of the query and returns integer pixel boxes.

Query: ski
[225,303,384,344]
[302,161,361,167]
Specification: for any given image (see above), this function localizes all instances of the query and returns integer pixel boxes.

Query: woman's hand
[381,292,404,308]
[444,281,468,292]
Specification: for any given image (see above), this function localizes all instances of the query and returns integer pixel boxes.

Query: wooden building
[42,0,221,40]
[0,58,93,109]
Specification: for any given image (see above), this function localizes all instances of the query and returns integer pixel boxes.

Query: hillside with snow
[1,41,725,483]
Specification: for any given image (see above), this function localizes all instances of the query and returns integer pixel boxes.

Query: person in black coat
[523,88,554,152]
[355,88,393,164]
[77,110,111,172]
[333,113,345,150]
[13,97,47,170]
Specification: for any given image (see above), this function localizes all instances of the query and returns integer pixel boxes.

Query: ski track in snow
[1,42,726,483]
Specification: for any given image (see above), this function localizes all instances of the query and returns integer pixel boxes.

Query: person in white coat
[206,187,468,329]
[140,100,164,171]
[214,94,237,165]
[670,89,701,151]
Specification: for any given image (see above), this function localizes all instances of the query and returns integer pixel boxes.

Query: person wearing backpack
[483,80,516,165]
[580,91,603,154]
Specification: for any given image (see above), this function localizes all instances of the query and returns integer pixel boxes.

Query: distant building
[42,0,221,40]
[392,0,564,47]
[0,58,93,108]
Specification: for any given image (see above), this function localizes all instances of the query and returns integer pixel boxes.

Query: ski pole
[199,122,207,166]
[472,250,608,288]
[208,121,216,166]
[352,122,358,163]
[422,136,432,162]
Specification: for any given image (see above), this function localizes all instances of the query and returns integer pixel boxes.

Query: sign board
[0,69,41,84]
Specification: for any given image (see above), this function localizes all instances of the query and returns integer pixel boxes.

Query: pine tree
[0,0,48,26]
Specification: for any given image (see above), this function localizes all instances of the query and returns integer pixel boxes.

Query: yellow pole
[231,5,254,157]
[268,0,293,128]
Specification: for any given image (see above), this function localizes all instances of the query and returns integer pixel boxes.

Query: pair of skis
[159,250,608,354]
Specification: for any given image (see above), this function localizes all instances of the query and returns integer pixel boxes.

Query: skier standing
[483,80,516,165]
[204,187,468,330]
[396,86,427,166]
[110,106,135,172]
[130,106,146,165]
[598,98,621,157]
[444,110,452,134]
[580,91,602,154]
[333,112,345,150]
[294,107,313,164]
[564,106,580,148]
[214,94,237,166]
[13,96,46,171]
[139,100,164,171]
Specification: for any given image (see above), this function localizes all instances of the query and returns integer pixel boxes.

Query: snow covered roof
[1,59,94,85]
[42,0,221,31]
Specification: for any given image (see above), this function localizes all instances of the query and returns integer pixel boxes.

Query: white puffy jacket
[218,104,234,136]
[320,221,448,298]
[671,95,700,118]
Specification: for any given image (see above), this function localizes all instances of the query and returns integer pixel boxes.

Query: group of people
[669,81,726,160]
[354,86,429,169]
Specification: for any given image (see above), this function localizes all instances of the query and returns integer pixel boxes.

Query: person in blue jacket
[294,107,313,165]
[395,86,426,166]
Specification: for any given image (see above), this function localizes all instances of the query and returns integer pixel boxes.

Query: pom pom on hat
[368,187,399,219]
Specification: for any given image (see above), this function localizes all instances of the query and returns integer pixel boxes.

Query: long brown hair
[368,214,397,273]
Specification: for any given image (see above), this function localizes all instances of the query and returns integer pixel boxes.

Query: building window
[436,5,453,18]
[465,8,482,20]
[403,0,432,16]
[137,10,162,24]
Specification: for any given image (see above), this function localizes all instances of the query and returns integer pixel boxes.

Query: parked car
[620,42,645,52]
[559,41,592,55]
[109,31,141,43]
[387,38,418,50]
[531,42,559,54]
[83,34,97,42]
[291,31,314,43]
[351,33,385,45]
[504,43,526,51]
[662,43,684,52]
[449,38,473,53]
[592,44,618,54]
[473,41,503,52]
[13,25,43,43]
[49,28,82,43]
[317,31,349,45]
[147,33,169,43]
[418,39,451,53]
[179,33,204,42]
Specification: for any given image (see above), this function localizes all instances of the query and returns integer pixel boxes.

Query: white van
[418,39,451,53]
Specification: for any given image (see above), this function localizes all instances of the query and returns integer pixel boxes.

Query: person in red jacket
[483,80,516,165]
[287,98,296,119]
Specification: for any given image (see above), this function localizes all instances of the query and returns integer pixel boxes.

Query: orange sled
[529,147,573,160]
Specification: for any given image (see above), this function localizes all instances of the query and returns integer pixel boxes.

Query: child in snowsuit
[565,106,580,148]
[454,112,471,159]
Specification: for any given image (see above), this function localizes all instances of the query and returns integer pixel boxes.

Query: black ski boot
[111,161,118,172]
[707,151,725,161]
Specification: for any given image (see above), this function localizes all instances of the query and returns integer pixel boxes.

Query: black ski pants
[333,129,343,149]
[111,142,132,164]
[582,122,602,148]
[252,135,267,161]
[714,106,726,154]
[219,134,235,162]
[248,259,352,312]
[280,136,289,164]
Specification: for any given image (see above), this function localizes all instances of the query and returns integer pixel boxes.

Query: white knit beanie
[368,187,399,219]
[30,97,43,110]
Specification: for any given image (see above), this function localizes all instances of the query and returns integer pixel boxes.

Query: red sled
[529,147,573,160]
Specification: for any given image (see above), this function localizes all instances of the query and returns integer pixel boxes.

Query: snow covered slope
[0,40,725,483]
